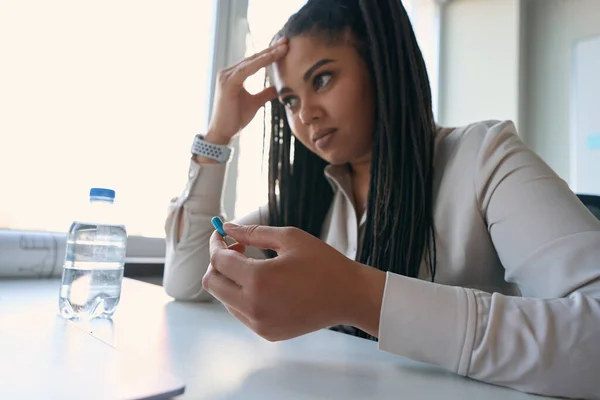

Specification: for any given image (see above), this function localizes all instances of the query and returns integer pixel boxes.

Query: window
[403,0,441,120]
[0,0,218,239]
[234,0,441,217]
[234,0,308,218]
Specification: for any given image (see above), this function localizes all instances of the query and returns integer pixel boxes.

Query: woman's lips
[313,128,337,150]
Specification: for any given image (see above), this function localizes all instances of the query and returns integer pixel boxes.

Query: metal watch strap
[191,134,232,163]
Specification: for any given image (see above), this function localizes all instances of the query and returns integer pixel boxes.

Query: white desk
[0,278,553,400]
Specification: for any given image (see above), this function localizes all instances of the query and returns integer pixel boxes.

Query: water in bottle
[58,188,127,320]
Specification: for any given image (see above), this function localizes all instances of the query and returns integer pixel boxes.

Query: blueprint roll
[0,230,66,278]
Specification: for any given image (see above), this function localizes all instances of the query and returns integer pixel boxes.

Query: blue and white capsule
[211,216,227,237]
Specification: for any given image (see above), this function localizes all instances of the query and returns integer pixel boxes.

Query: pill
[211,216,227,237]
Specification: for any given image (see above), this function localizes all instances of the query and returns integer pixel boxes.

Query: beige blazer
[164,120,600,399]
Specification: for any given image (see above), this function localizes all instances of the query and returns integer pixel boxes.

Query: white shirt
[164,120,600,399]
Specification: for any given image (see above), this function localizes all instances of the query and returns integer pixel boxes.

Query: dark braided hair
[266,0,437,340]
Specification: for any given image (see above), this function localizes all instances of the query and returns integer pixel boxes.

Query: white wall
[521,0,600,183]
[438,0,522,129]
[439,0,600,184]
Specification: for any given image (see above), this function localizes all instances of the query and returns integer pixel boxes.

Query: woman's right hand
[205,37,289,145]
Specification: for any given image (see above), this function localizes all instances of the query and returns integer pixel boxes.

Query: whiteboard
[571,35,600,195]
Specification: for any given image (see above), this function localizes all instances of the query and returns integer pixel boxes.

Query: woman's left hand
[202,223,386,341]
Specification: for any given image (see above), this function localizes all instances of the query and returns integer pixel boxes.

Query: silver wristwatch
[191,134,232,163]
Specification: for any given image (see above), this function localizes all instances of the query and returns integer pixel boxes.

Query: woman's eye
[282,96,299,110]
[313,72,333,90]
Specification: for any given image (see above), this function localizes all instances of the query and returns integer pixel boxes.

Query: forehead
[272,35,354,89]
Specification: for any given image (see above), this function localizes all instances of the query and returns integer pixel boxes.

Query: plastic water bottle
[58,188,127,320]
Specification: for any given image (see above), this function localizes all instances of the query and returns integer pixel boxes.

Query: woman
[164,0,600,398]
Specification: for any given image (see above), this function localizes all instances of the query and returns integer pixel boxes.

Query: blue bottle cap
[89,188,116,201]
